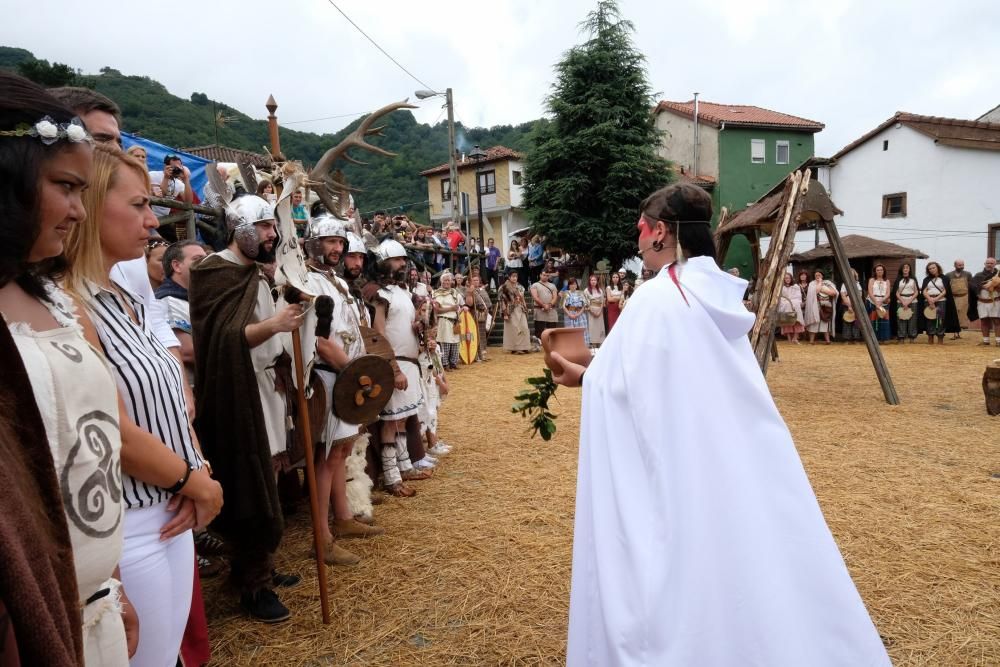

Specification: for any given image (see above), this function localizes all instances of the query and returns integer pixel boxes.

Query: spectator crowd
[775,259,999,346]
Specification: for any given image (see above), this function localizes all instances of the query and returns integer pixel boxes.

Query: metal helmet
[374,239,407,265]
[345,231,366,255]
[229,195,275,259]
[304,214,349,261]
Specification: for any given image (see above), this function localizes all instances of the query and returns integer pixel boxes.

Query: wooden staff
[823,218,900,405]
[267,95,331,624]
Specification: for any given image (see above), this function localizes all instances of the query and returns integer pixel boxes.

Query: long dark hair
[0,72,78,302]
[896,262,913,283]
[640,183,717,261]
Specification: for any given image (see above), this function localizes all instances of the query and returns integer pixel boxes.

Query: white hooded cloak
[567,256,890,666]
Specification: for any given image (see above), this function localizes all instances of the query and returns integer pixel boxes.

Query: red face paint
[637,214,657,243]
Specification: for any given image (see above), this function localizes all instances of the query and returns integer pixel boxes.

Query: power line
[324,0,434,91]
[284,110,373,125]
[838,224,987,235]
[359,199,431,217]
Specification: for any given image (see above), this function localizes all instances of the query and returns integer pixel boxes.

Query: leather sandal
[386,482,416,497]
[401,468,433,481]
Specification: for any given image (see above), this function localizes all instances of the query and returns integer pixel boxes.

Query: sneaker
[271,570,301,589]
[194,531,228,557]
[423,454,439,464]
[413,457,436,470]
[240,588,290,624]
[428,444,450,456]
[197,554,224,578]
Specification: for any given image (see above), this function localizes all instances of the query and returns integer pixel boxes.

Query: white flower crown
[0,115,90,145]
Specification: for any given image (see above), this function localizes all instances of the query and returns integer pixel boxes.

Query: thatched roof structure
[717,180,842,237]
[790,234,928,262]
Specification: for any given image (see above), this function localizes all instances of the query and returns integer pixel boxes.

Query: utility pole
[693,92,700,177]
[446,88,459,228]
[416,88,460,230]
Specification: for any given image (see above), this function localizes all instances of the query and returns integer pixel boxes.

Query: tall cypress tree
[524,0,672,269]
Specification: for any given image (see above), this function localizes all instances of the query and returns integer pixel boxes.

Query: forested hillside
[1,46,545,222]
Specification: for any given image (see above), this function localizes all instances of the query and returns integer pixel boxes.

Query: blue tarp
[121,131,211,200]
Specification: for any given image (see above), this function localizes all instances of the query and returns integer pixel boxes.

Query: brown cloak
[190,254,283,551]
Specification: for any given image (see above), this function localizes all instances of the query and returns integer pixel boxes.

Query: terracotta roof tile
[181,144,273,169]
[656,100,824,132]
[420,145,525,176]
[831,112,1000,161]
[674,167,716,188]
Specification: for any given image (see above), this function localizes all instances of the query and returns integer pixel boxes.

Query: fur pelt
[345,433,375,521]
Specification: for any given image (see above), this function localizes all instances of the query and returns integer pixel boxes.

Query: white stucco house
[814,112,1000,273]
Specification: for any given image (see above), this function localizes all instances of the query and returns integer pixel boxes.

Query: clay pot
[984,360,1000,416]
[541,327,591,374]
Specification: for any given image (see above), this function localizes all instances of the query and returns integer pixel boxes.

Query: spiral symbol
[61,411,122,538]
[50,341,83,363]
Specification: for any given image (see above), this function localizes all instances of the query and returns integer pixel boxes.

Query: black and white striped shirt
[84,280,203,509]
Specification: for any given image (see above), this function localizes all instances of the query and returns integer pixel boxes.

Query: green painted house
[654,100,824,275]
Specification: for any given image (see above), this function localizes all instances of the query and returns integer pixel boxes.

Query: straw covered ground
[206,337,1000,666]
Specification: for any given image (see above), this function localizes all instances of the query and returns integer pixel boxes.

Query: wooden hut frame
[716,170,900,405]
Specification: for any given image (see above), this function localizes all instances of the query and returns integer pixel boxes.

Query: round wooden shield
[458,311,479,365]
[332,354,395,425]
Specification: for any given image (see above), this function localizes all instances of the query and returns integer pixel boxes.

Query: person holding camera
[149,154,193,218]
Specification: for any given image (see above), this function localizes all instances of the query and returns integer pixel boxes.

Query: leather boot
[323,541,360,566]
[332,518,385,538]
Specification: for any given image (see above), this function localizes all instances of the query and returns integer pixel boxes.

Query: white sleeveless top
[4,282,128,665]
[378,284,419,358]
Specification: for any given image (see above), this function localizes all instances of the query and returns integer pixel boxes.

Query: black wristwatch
[165,463,195,494]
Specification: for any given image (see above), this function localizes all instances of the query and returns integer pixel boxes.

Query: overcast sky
[2,0,997,157]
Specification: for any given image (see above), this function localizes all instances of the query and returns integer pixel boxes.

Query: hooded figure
[553,183,890,666]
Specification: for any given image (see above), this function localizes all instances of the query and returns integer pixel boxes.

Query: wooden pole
[751,171,807,369]
[290,329,332,624]
[714,207,732,269]
[822,218,900,405]
[266,95,285,163]
[266,94,331,623]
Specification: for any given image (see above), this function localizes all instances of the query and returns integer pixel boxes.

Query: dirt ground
[206,337,1000,666]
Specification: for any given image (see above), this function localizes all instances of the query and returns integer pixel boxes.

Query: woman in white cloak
[547,183,890,667]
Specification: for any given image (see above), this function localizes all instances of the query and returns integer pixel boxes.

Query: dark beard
[392,270,407,284]
[343,266,362,281]
[256,242,277,264]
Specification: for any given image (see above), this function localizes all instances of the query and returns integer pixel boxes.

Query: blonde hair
[126,145,147,161]
[64,143,150,299]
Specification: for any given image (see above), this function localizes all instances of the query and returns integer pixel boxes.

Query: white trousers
[119,503,194,667]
